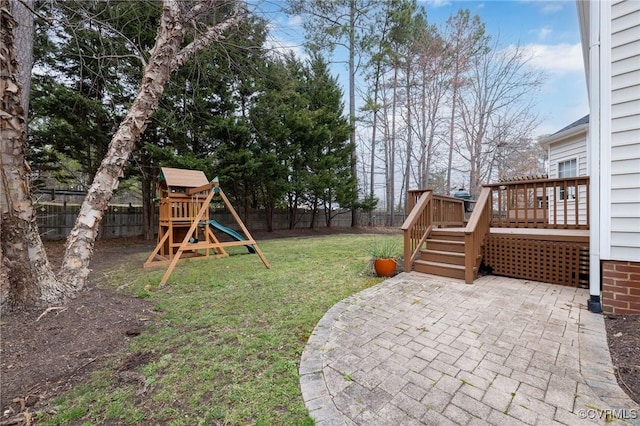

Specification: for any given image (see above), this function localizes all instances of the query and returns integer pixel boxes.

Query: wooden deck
[403,177,591,287]
[443,227,589,241]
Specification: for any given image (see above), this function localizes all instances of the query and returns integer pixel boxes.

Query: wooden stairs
[414,228,481,281]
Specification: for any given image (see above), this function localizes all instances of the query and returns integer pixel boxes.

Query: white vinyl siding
[612,128,640,146]
[612,231,640,247]
[611,69,640,90]
[548,137,588,178]
[546,129,589,227]
[612,39,640,61]
[610,0,640,261]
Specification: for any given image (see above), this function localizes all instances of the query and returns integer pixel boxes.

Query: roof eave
[539,123,589,149]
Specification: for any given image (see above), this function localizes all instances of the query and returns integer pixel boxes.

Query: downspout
[587,0,601,313]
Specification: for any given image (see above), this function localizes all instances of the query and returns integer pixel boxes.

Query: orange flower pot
[374,258,397,277]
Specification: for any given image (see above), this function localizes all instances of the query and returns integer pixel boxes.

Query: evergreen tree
[302,54,353,227]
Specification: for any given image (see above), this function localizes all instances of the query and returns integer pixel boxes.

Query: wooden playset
[144,167,270,284]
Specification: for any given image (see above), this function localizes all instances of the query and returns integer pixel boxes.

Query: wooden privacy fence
[36,204,145,239]
[35,204,407,240]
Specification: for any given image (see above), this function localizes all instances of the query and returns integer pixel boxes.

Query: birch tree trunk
[1,1,70,311]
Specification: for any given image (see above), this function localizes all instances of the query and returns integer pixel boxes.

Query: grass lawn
[42,233,401,425]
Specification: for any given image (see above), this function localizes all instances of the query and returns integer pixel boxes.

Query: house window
[558,158,577,200]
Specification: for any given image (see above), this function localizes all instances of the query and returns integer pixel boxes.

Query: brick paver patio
[300,273,640,425]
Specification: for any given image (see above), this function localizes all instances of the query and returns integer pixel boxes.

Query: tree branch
[171,3,246,69]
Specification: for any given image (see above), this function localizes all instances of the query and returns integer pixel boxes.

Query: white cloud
[534,26,553,41]
[287,15,302,27]
[520,43,584,74]
[539,2,564,15]
[419,0,452,7]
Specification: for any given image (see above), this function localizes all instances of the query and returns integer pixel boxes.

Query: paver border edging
[299,277,395,425]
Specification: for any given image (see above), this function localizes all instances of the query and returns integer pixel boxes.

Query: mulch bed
[1,228,639,425]
[604,314,640,404]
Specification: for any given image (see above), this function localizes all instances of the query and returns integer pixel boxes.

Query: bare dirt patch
[0,237,158,422]
[2,227,638,424]
[604,314,640,405]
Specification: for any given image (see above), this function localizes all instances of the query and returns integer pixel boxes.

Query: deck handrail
[402,191,433,272]
[484,176,590,229]
[402,191,466,272]
[463,187,492,284]
[432,194,465,227]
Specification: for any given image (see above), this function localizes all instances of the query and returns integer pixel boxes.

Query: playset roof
[159,167,209,189]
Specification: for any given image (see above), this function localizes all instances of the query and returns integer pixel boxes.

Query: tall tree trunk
[13,0,34,119]
[403,58,412,214]
[369,74,380,201]
[447,72,458,195]
[349,0,358,227]
[1,2,73,310]
[418,73,427,188]
[387,66,398,226]
[141,160,156,241]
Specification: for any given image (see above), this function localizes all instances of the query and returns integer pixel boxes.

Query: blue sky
[423,0,588,137]
[258,0,589,139]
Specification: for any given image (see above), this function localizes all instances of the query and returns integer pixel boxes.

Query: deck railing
[463,187,492,283]
[485,176,590,229]
[402,191,465,272]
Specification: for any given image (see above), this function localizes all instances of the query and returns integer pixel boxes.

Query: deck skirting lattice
[483,235,589,287]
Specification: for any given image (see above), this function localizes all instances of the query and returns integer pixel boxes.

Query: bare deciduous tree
[443,9,487,194]
[456,41,544,197]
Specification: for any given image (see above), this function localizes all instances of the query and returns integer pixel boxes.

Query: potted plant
[369,240,400,277]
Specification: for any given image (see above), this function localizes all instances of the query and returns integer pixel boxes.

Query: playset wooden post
[144,167,269,284]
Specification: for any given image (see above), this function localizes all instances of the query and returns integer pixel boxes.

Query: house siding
[548,137,588,178]
[547,134,588,226]
[610,0,640,261]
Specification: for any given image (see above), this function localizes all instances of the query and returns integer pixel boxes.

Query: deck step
[431,229,465,242]
[421,249,465,266]
[426,239,465,253]
[414,260,466,280]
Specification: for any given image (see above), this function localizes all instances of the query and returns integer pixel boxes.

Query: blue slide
[205,219,256,253]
